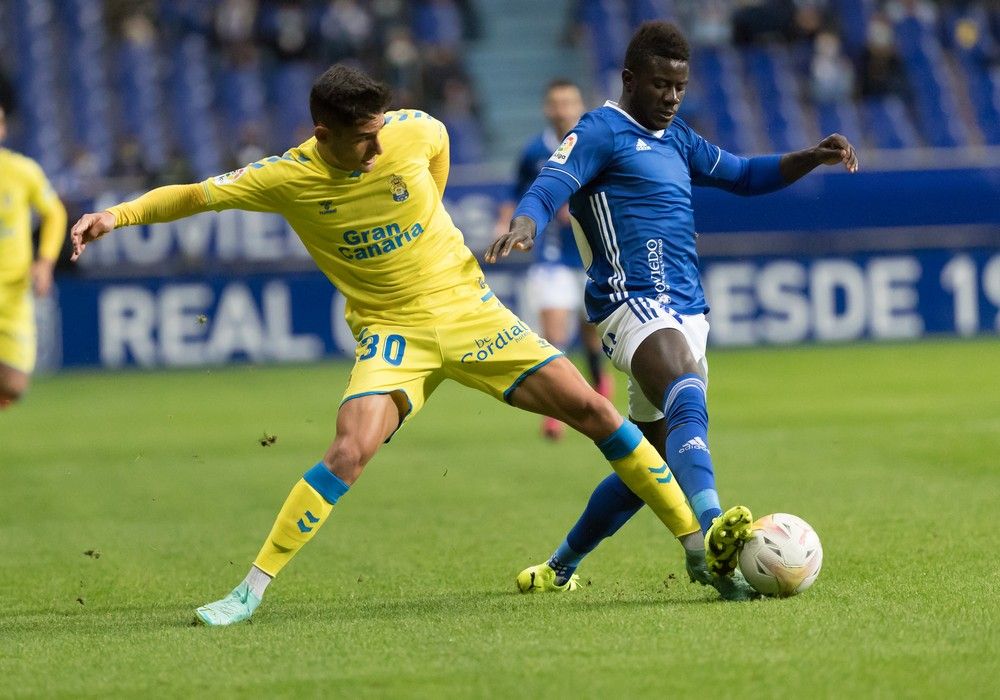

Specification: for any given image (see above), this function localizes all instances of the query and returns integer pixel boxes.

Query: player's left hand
[814,134,859,173]
[485,216,536,263]
[31,259,55,297]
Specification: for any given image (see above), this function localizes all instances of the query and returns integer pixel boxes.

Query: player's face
[0,107,6,143]
[623,56,689,131]
[544,86,584,136]
[315,113,385,173]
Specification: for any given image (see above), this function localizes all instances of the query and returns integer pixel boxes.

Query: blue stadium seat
[861,95,919,149]
[894,17,968,147]
[947,13,1000,145]
[815,101,863,145]
[693,47,755,155]
[742,46,809,152]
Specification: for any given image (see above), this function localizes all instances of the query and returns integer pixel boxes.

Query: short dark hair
[546,78,580,94]
[624,21,690,72]
[309,64,391,128]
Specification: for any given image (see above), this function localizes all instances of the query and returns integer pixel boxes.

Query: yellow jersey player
[0,105,68,408]
[71,65,722,626]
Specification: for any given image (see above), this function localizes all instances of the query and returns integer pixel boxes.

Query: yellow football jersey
[198,110,484,331]
[0,148,65,285]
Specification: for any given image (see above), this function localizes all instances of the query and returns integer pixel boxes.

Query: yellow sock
[253,463,349,577]
[597,421,700,538]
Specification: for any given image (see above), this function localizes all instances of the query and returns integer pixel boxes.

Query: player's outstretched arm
[70,211,116,261]
[485,215,536,263]
[70,183,209,261]
[780,133,859,184]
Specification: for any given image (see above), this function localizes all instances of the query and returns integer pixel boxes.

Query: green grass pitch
[1,339,998,697]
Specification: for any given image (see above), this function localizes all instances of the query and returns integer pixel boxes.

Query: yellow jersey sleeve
[428,119,450,196]
[107,184,209,227]
[24,158,67,262]
[201,156,297,213]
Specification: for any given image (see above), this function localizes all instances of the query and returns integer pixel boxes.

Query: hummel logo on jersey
[678,436,709,454]
[635,138,651,151]
[318,200,336,214]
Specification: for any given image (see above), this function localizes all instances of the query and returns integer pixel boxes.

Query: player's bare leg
[195,393,400,626]
[508,356,700,547]
[0,363,29,410]
[580,321,614,399]
[510,355,621,440]
[538,307,572,441]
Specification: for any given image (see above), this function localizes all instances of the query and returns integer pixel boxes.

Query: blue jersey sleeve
[686,127,785,195]
[513,112,615,233]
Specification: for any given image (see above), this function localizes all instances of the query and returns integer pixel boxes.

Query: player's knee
[322,439,371,485]
[0,371,28,405]
[568,390,621,438]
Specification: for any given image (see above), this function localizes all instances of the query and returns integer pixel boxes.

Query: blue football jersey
[535,101,760,321]
[513,129,583,268]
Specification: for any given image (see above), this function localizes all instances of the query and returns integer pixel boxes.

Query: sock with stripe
[252,462,350,579]
[596,420,700,538]
[547,472,644,584]
[663,373,721,534]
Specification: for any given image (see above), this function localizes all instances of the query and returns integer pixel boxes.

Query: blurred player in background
[0,105,67,409]
[495,79,613,441]
[70,64,742,626]
[488,20,858,596]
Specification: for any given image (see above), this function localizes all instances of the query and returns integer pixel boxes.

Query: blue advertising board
[42,166,999,370]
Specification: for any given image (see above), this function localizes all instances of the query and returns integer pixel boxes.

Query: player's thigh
[538,307,572,348]
[579,318,603,352]
[0,362,29,402]
[341,324,444,441]
[0,283,36,387]
[507,355,621,439]
[598,302,708,419]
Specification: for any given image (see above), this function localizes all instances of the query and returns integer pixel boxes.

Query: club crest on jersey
[549,133,577,164]
[213,167,247,185]
[389,174,409,202]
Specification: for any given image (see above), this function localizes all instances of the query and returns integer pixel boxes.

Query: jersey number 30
[359,333,407,366]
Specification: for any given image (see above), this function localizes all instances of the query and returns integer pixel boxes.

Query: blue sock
[547,472,644,583]
[663,374,721,534]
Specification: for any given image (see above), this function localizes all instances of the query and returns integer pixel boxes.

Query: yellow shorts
[342,289,561,435]
[0,281,35,374]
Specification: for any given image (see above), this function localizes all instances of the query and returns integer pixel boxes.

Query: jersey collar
[604,101,665,138]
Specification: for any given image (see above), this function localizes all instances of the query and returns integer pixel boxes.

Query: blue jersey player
[495,79,613,441]
[487,21,858,599]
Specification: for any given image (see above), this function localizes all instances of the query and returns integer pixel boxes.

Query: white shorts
[596,298,710,423]
[526,263,587,311]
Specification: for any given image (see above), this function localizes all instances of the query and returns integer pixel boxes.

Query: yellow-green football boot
[516,563,580,593]
[705,505,754,577]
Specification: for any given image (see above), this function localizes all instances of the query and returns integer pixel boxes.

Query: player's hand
[485,216,536,264]
[813,134,859,173]
[70,211,116,262]
[31,259,55,296]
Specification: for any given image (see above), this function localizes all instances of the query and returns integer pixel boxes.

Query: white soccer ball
[738,513,823,598]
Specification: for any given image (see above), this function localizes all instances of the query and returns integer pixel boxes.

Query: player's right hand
[70,211,116,261]
[485,216,536,264]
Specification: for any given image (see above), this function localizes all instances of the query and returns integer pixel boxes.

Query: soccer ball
[738,513,823,598]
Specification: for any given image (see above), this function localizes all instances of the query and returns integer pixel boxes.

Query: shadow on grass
[3,587,725,634]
